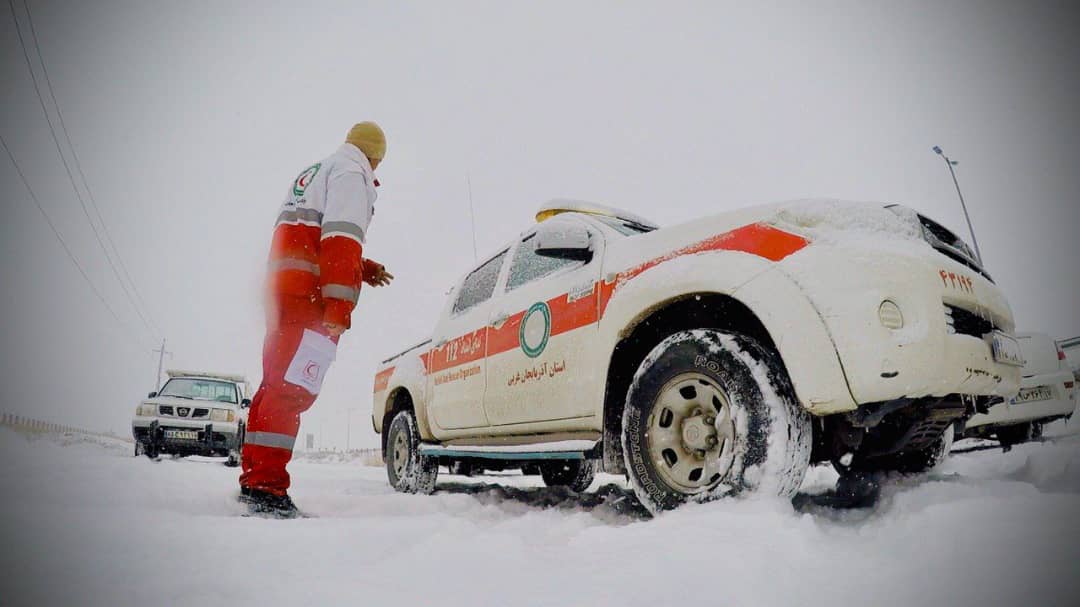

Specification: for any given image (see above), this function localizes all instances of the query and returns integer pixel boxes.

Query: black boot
[239,487,300,519]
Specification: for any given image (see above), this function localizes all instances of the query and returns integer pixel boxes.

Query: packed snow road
[2,425,1079,607]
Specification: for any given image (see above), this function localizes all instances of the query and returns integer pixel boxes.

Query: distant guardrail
[0,411,131,442]
[0,412,383,464]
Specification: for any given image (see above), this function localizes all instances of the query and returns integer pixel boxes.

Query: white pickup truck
[371,199,1022,512]
[132,370,250,466]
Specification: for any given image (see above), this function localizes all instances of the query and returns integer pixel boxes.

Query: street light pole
[152,339,172,391]
[932,145,983,265]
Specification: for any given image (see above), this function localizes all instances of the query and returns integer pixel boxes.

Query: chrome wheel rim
[392,431,409,479]
[646,373,736,494]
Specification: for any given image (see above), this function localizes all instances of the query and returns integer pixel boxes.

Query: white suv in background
[132,370,250,466]
[962,332,1076,447]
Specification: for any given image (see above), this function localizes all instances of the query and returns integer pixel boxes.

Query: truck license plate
[1012,385,1053,404]
[988,331,1025,367]
[164,430,199,440]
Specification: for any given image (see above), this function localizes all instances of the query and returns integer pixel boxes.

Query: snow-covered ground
[2,424,1079,607]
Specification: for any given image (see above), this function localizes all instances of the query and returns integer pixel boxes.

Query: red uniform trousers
[240,298,338,496]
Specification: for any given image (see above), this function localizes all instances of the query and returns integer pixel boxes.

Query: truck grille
[156,406,209,418]
[944,304,995,337]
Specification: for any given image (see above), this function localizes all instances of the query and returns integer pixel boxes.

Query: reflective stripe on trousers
[268,258,320,275]
[245,431,296,451]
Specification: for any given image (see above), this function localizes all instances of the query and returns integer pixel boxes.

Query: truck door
[427,249,508,431]
[483,218,604,429]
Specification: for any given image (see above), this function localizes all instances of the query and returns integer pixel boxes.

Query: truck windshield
[595,216,655,236]
[159,378,238,404]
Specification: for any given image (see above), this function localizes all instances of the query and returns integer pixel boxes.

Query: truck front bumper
[132,417,242,456]
[780,245,1022,407]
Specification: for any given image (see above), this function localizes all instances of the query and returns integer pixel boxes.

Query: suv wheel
[386,410,438,494]
[225,423,244,467]
[539,460,597,492]
[622,330,812,513]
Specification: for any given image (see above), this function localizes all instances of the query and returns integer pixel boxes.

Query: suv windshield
[159,378,238,404]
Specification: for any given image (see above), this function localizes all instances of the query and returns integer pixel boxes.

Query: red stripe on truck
[404,222,806,376]
[428,328,488,374]
[373,367,395,393]
[486,287,601,358]
[599,222,807,317]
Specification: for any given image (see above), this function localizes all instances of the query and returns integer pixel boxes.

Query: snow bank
[2,426,1079,606]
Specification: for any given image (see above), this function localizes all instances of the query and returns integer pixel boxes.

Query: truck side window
[452,250,508,314]
[506,233,585,291]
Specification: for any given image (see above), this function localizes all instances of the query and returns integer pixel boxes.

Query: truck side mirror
[148,391,157,398]
[241,398,251,408]
[535,221,592,262]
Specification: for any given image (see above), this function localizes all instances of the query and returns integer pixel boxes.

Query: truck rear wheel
[539,460,597,492]
[622,330,812,513]
[386,410,438,494]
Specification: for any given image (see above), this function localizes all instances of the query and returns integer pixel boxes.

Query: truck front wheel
[622,330,812,513]
[386,410,438,494]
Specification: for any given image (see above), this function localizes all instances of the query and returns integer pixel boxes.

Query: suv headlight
[136,404,156,416]
[210,408,235,422]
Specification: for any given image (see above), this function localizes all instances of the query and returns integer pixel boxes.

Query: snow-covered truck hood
[600,199,931,280]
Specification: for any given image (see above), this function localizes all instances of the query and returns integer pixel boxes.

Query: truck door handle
[490,313,510,329]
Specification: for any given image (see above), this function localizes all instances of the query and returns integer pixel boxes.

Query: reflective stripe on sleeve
[321,284,360,303]
[276,208,324,226]
[245,431,296,451]
[268,258,320,275]
[321,221,365,244]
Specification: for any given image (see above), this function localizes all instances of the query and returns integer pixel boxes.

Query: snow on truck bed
[2,426,1079,607]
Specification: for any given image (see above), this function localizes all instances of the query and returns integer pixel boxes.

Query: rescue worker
[239,121,393,517]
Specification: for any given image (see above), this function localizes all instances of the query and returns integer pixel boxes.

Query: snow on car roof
[166,369,247,384]
[535,198,658,229]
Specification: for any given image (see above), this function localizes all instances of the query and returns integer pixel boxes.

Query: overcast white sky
[2,1,1077,449]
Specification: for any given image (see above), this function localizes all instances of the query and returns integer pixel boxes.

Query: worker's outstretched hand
[323,322,345,338]
[365,265,394,287]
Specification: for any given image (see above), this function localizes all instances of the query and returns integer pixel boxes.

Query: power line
[1,133,144,349]
[21,0,160,336]
[8,0,157,339]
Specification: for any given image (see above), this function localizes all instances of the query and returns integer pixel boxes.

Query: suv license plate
[1012,385,1053,404]
[988,331,1025,367]
[164,430,199,440]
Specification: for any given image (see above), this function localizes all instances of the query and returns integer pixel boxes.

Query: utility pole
[932,146,983,265]
[152,338,172,391]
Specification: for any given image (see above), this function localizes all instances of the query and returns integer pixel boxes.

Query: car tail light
[1057,346,1067,361]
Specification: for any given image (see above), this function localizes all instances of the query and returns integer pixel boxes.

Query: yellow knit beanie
[345,121,386,161]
